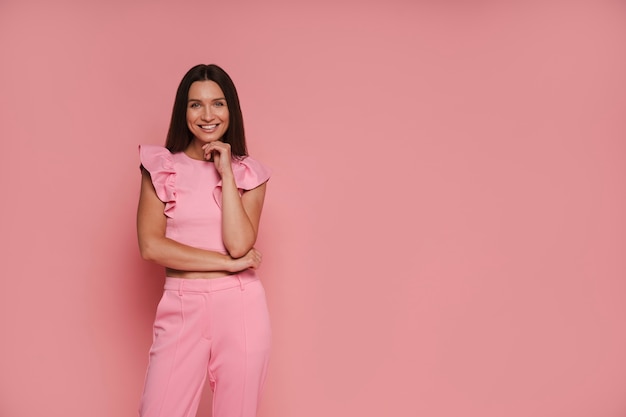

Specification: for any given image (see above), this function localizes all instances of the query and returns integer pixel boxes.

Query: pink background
[1,1,625,416]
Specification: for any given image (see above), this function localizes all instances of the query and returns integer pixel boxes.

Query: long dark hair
[165,64,248,157]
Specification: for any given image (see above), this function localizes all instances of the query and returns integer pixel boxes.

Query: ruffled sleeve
[213,156,272,208]
[139,145,177,217]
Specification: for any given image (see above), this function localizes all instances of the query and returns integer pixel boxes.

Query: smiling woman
[185,81,230,158]
[136,64,272,417]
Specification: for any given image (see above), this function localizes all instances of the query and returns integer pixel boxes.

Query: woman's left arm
[204,141,267,258]
[221,178,266,258]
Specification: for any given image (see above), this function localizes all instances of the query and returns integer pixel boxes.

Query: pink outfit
[139,144,271,253]
[138,145,272,417]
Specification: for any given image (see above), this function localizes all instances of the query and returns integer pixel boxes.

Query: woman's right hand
[231,248,262,272]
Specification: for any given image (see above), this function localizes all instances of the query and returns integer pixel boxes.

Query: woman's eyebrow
[187,97,226,102]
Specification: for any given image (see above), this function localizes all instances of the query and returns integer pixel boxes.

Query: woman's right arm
[137,169,261,272]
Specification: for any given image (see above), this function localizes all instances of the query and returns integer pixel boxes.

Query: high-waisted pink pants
[139,271,271,417]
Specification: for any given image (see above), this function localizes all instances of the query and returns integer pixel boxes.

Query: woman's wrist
[220,173,236,187]
[224,254,246,272]
[222,254,236,272]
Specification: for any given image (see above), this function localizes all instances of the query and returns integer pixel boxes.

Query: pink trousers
[139,271,271,417]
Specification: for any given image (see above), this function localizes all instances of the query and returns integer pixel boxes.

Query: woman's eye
[190,103,200,108]
[214,101,226,107]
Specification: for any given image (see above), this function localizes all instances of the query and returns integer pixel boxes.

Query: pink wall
[1,1,625,416]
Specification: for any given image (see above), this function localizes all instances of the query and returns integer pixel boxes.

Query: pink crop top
[139,144,271,254]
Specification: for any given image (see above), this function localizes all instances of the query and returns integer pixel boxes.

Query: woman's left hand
[203,141,234,178]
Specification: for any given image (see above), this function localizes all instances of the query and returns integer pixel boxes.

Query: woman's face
[186,80,230,143]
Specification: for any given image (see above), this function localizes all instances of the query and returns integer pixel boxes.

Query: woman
[137,64,271,417]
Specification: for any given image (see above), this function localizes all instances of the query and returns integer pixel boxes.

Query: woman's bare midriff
[165,268,234,279]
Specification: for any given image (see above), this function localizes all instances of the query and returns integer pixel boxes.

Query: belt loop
[238,276,245,291]
[178,279,184,296]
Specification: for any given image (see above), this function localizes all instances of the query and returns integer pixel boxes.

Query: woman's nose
[202,106,213,119]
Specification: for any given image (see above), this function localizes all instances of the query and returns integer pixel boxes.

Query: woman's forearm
[139,235,236,272]
[219,175,258,258]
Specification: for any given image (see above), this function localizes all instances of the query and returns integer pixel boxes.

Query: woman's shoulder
[138,145,177,214]
[139,144,172,163]
[139,145,192,173]
[231,155,272,190]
